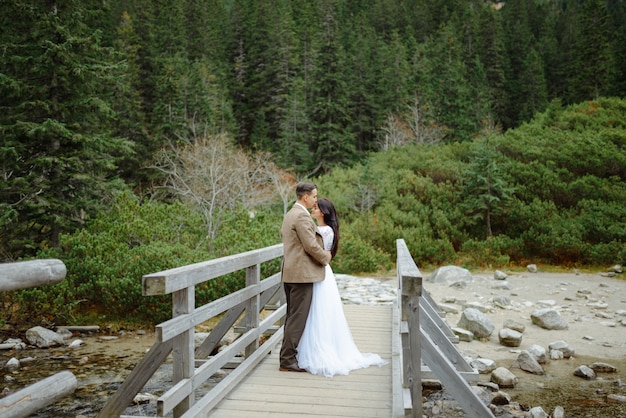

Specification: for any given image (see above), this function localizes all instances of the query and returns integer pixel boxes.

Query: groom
[279,182,331,372]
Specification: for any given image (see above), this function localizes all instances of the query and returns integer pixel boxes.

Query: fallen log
[0,370,77,418]
[0,259,66,292]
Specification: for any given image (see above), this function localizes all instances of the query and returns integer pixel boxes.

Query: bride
[296,198,387,377]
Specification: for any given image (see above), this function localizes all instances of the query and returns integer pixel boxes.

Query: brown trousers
[279,282,314,367]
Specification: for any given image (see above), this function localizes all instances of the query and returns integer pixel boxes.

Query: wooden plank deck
[207,304,393,418]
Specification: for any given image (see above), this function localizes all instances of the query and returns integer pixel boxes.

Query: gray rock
[490,367,518,388]
[531,308,568,330]
[451,327,474,342]
[494,270,508,280]
[550,349,564,360]
[587,301,609,309]
[470,358,497,374]
[5,357,19,371]
[552,406,565,418]
[503,319,525,333]
[464,301,490,313]
[499,328,523,347]
[25,326,65,348]
[450,280,468,289]
[492,296,512,309]
[525,406,548,418]
[492,281,512,290]
[457,308,495,339]
[588,362,617,373]
[527,264,538,273]
[68,339,84,349]
[511,350,544,375]
[429,265,474,285]
[528,344,547,364]
[574,365,596,380]
[491,391,511,405]
[548,340,575,358]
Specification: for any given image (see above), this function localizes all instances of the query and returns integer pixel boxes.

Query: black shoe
[279,363,306,372]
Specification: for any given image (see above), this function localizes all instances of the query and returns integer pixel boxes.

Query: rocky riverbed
[1,268,625,417]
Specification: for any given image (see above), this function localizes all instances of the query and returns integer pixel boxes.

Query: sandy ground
[421,269,626,364]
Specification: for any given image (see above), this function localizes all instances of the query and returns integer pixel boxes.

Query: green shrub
[15,193,283,326]
[459,236,513,268]
[333,231,392,274]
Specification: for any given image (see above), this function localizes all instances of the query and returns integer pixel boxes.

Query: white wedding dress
[297,225,388,377]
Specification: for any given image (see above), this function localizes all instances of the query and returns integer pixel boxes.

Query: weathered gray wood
[157,305,286,416]
[196,276,280,359]
[420,295,458,343]
[157,275,280,343]
[56,325,100,332]
[142,244,283,296]
[420,325,493,417]
[391,298,405,418]
[96,340,173,418]
[404,295,422,417]
[181,329,285,418]
[0,259,66,292]
[243,265,260,358]
[205,305,393,418]
[0,370,77,418]
[172,286,195,417]
[419,302,477,376]
[396,239,423,418]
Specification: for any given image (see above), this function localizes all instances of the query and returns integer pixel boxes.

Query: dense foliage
[9,193,282,325]
[1,1,625,325]
[319,98,626,270]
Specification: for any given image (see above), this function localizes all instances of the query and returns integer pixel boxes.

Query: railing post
[396,239,423,418]
[172,285,195,417]
[244,264,260,357]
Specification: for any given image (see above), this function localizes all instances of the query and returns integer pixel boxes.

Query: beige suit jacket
[281,203,331,283]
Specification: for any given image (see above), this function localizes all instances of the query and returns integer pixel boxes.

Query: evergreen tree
[0,1,132,258]
[110,11,153,188]
[461,137,515,238]
[414,23,478,142]
[228,0,299,151]
[501,0,535,127]
[475,5,508,129]
[571,0,614,101]
[607,0,626,96]
[309,0,356,173]
[343,13,385,154]
[518,48,549,122]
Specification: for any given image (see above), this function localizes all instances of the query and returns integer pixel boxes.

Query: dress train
[297,227,387,377]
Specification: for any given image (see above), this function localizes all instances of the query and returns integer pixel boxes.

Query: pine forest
[1,0,625,323]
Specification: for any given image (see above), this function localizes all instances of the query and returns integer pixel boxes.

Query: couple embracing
[279,182,387,378]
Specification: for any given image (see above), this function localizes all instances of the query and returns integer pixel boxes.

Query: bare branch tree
[153,133,294,246]
[378,97,444,150]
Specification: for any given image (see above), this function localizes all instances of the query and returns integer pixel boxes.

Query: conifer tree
[571,0,614,101]
[0,1,132,257]
[309,0,356,173]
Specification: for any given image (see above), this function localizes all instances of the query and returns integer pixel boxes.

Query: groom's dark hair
[296,182,316,199]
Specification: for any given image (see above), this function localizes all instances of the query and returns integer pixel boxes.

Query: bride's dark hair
[317,198,339,259]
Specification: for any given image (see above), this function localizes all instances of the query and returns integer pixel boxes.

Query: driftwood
[0,259,66,292]
[0,371,77,418]
[56,325,100,333]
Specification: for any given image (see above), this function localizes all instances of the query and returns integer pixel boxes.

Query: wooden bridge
[86,239,492,417]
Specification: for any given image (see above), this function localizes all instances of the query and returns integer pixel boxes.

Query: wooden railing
[392,239,494,417]
[98,238,493,418]
[392,239,423,417]
[97,244,285,418]
[0,259,78,418]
